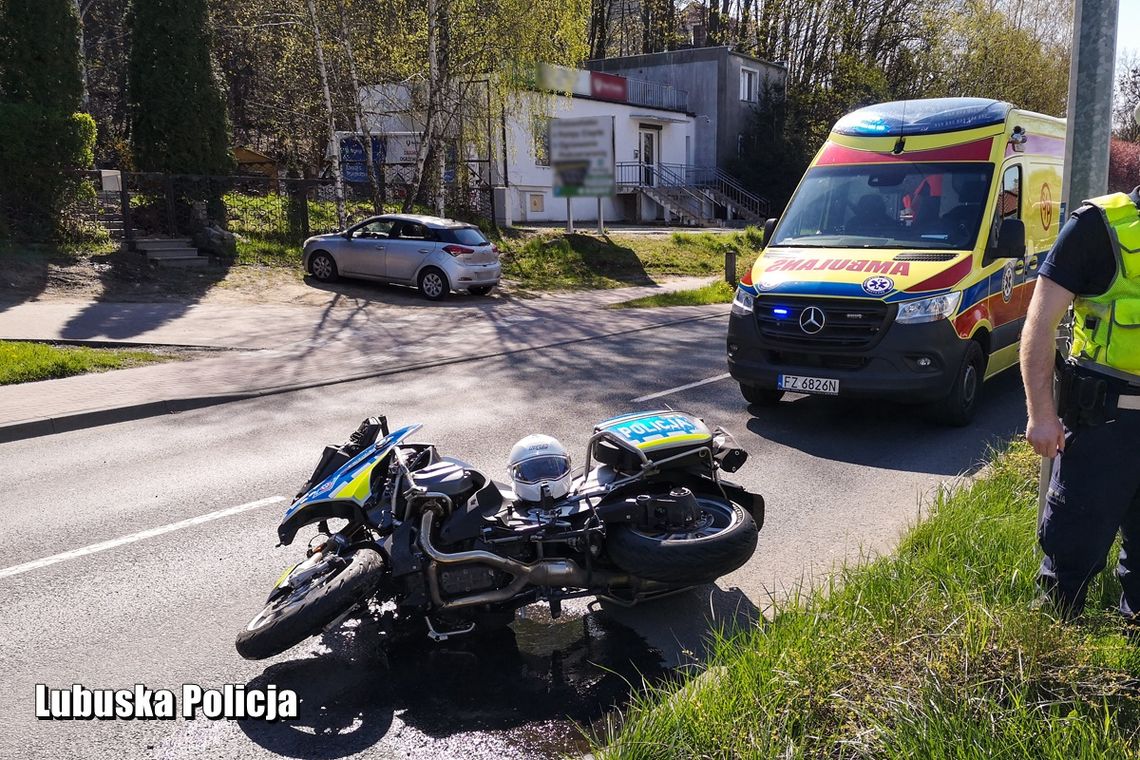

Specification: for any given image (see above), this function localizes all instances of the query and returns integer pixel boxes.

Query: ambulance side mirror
[761,218,778,249]
[986,218,1025,264]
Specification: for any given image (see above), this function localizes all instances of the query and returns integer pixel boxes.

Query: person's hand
[1026,415,1065,457]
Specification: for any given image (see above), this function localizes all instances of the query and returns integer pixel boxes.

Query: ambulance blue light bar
[833,98,1012,138]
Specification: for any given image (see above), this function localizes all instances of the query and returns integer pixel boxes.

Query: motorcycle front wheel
[607,494,757,585]
[235,548,385,661]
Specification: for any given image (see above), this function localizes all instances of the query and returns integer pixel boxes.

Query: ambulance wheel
[933,341,985,427]
[740,384,785,406]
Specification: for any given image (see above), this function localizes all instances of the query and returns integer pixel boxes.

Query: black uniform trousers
[1038,409,1140,618]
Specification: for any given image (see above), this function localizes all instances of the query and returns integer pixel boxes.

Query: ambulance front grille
[753,296,891,350]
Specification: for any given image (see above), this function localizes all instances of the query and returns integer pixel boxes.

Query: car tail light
[443,245,474,256]
[491,244,499,253]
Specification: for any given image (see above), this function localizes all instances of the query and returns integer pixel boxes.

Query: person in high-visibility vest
[1022,184,1140,620]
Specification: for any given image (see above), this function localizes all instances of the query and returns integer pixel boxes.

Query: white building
[356,61,767,226]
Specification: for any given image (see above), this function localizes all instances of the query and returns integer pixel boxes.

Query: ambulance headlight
[731,287,755,316]
[895,292,962,324]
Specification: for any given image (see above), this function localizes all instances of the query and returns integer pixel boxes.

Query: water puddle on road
[238,604,670,759]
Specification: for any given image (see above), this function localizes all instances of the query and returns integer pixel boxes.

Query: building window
[740,67,758,103]
[533,116,550,166]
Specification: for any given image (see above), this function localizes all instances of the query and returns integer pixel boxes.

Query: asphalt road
[0,316,1029,759]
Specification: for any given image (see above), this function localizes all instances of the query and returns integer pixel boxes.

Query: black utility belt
[1056,365,1140,426]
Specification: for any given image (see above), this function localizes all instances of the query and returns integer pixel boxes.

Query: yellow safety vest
[1070,192,1140,378]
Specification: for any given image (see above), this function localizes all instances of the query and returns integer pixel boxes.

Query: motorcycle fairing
[596,411,712,452]
[287,423,422,513]
[276,424,422,546]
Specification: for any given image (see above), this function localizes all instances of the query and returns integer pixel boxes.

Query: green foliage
[0,0,84,111]
[128,0,232,175]
[599,443,1140,758]
[0,0,96,239]
[0,341,173,385]
[497,229,760,290]
[610,280,734,308]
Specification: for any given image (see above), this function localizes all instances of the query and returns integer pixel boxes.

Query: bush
[0,106,97,239]
[1109,138,1140,194]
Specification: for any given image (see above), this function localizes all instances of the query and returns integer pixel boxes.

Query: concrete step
[145,247,201,260]
[135,238,194,251]
[153,256,211,269]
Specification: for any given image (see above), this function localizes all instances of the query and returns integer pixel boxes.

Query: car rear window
[444,227,489,246]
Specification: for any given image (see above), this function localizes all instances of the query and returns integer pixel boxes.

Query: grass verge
[496,227,761,291]
[0,341,176,385]
[598,442,1140,759]
[609,280,734,308]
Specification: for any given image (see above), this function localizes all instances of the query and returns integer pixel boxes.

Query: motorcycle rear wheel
[607,494,757,585]
[235,548,385,661]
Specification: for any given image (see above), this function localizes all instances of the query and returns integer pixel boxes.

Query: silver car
[302,214,502,300]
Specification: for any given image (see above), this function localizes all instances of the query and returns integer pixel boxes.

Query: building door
[639,129,658,186]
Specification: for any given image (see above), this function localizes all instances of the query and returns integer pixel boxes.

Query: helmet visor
[510,455,571,484]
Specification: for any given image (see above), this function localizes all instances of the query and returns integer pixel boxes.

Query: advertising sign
[550,116,615,198]
[338,132,424,182]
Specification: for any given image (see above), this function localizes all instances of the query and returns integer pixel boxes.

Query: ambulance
[726,97,1065,424]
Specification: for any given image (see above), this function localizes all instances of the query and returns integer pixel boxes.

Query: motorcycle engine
[438,565,504,595]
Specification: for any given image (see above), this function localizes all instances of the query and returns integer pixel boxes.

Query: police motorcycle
[235,411,763,660]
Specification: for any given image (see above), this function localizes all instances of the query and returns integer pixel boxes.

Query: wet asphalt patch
[238,606,670,759]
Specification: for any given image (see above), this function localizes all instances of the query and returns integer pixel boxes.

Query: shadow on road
[59,251,231,340]
[738,370,1028,476]
[238,608,670,759]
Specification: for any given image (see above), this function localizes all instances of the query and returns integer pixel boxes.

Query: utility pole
[1060,0,1119,211]
[1041,0,1120,529]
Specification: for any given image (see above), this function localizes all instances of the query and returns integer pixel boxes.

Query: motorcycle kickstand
[323,602,364,633]
[424,616,476,643]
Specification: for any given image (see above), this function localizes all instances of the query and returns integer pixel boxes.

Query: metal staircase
[615,162,769,227]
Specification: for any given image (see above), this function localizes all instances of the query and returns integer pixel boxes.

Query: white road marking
[0,496,287,580]
[632,373,732,403]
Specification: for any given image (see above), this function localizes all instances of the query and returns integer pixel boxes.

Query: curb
[0,337,243,351]
[0,310,728,444]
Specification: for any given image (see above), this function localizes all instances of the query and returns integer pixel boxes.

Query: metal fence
[3,167,492,256]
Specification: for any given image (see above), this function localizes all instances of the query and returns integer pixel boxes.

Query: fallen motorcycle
[236,410,763,660]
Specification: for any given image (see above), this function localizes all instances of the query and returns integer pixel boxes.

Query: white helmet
[508,434,572,503]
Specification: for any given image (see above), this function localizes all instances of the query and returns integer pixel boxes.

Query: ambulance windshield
[771,162,995,250]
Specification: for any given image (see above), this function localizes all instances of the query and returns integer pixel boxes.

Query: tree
[1115,53,1140,143]
[127,0,231,175]
[0,0,96,238]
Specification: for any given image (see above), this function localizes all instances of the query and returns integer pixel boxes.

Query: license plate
[778,374,839,395]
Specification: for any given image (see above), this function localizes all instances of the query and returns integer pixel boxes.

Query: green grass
[597,443,1140,759]
[0,341,174,385]
[223,193,427,268]
[610,280,735,308]
[496,227,762,291]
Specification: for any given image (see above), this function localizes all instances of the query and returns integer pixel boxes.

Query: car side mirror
[986,218,1025,263]
[761,217,778,249]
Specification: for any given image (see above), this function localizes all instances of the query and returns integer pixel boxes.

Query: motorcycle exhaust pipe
[418,512,627,609]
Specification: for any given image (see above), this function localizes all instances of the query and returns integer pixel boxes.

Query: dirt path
[2,248,711,311]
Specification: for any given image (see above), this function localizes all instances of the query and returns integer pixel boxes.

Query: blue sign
[339,135,387,183]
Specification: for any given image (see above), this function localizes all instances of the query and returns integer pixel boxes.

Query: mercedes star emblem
[799,306,826,334]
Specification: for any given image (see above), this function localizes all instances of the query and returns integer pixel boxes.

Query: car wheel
[418,267,449,301]
[931,340,985,427]
[468,285,494,296]
[309,251,338,282]
[740,383,785,406]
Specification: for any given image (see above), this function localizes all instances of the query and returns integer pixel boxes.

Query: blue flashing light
[833,98,1012,138]
[772,307,790,318]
